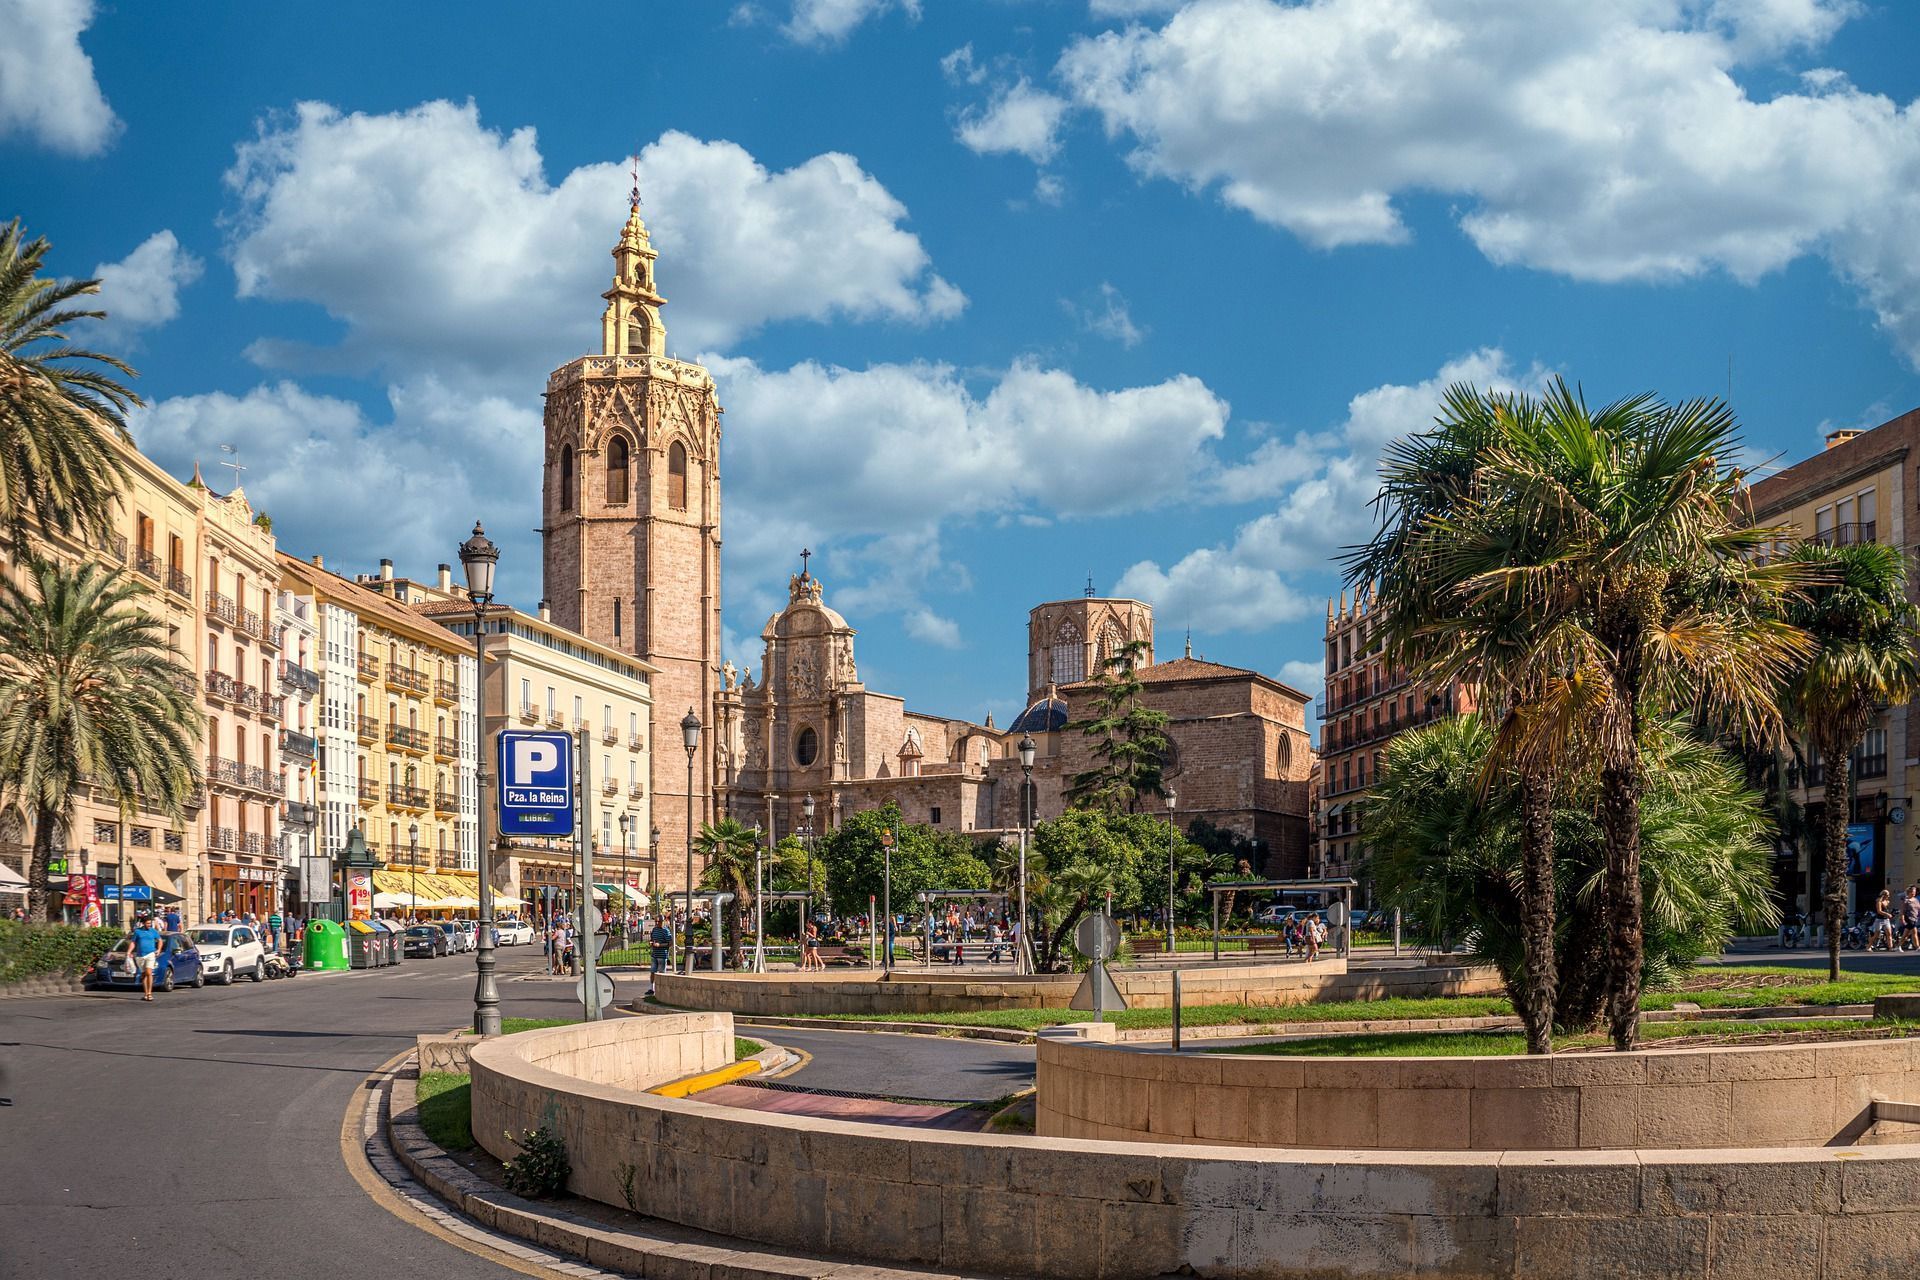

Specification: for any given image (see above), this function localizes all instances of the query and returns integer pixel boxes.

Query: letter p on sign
[512,739,558,785]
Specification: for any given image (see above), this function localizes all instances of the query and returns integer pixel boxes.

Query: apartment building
[1318,587,1477,891]
[277,554,478,915]
[421,598,654,912]
[1748,410,1917,916]
[276,577,323,911]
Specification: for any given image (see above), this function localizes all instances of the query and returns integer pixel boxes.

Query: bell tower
[541,187,723,888]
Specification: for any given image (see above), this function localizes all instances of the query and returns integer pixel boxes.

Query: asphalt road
[760,1024,1035,1102]
[0,945,574,1280]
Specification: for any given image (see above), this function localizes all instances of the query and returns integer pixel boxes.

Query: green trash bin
[305,919,349,972]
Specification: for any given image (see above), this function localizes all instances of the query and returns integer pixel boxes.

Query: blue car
[91,931,205,993]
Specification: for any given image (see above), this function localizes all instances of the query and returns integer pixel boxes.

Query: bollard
[1171,970,1183,1053]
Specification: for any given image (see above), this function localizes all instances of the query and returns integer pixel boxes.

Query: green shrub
[0,920,124,984]
[500,1123,570,1197]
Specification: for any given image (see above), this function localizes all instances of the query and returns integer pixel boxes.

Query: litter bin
[345,919,383,968]
[372,919,402,965]
[305,919,349,972]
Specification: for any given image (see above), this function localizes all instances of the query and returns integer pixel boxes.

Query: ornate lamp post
[680,708,701,974]
[1164,789,1178,957]
[459,520,501,1036]
[801,793,816,937]
[408,821,419,921]
[649,824,660,930]
[1018,733,1035,974]
[880,826,895,973]
[618,812,631,943]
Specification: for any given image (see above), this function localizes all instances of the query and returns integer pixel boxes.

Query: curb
[648,1058,760,1098]
[382,1068,991,1278]
[0,973,91,1000]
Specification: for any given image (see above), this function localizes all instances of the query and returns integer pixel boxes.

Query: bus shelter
[1204,878,1360,961]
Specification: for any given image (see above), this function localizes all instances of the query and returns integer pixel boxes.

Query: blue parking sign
[497,730,575,837]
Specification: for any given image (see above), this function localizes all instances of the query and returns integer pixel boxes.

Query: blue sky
[9,0,1920,732]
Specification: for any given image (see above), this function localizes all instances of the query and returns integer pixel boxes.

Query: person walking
[1903,886,1920,951]
[129,912,165,1002]
[267,907,284,954]
[648,918,673,991]
[162,904,181,934]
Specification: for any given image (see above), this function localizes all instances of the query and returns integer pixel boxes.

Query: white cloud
[1050,0,1920,366]
[223,101,962,390]
[904,607,965,649]
[90,231,202,336]
[0,0,116,155]
[1277,658,1323,696]
[956,78,1070,164]
[1063,281,1144,347]
[1089,0,1184,15]
[1118,347,1548,631]
[782,0,919,45]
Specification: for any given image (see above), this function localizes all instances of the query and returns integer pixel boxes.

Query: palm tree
[0,220,139,556]
[695,817,761,967]
[1438,382,1809,1048]
[1780,541,1920,981]
[0,561,200,921]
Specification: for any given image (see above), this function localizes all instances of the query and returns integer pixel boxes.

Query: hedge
[0,920,124,984]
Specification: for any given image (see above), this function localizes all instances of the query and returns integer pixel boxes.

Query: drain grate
[734,1077,982,1107]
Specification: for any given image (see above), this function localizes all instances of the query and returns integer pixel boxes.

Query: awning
[0,862,26,893]
[125,850,186,899]
[1323,803,1347,821]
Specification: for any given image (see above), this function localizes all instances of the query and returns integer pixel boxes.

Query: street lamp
[409,821,419,922]
[1018,732,1035,974]
[459,519,501,1037]
[681,708,701,975]
[649,824,660,930]
[618,812,630,943]
[757,792,776,973]
[880,826,895,973]
[802,793,816,938]
[1164,790,1177,958]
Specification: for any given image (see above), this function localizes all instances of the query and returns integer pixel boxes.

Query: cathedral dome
[1009,696,1067,733]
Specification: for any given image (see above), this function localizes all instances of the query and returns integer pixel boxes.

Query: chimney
[1826,428,1863,450]
[538,598,551,622]
[437,563,452,592]
[379,558,394,580]
[311,554,323,569]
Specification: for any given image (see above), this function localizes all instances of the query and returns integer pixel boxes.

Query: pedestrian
[267,907,284,954]
[648,917,673,990]
[163,904,182,934]
[129,911,165,1002]
[1904,886,1920,951]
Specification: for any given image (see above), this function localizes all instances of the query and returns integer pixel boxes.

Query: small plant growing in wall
[500,1124,570,1197]
[616,1161,639,1213]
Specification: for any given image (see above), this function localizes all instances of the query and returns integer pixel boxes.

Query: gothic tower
[542,193,722,889]
[1027,596,1155,704]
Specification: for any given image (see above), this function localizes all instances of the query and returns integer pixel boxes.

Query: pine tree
[1065,639,1171,813]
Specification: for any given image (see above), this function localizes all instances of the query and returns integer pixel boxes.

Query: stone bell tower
[541,188,722,888]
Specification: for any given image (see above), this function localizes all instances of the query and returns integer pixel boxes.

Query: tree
[1780,541,1920,981]
[1065,638,1171,813]
[1395,381,1808,1048]
[695,817,760,967]
[1025,808,1176,970]
[1367,715,1778,1031]
[0,220,139,557]
[0,562,200,921]
[817,805,990,925]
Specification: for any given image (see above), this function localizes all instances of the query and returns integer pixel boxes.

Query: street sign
[589,931,610,960]
[1070,964,1128,1013]
[586,902,602,933]
[575,970,615,1010]
[497,730,575,837]
[301,855,331,906]
[98,884,153,901]
[1072,913,1121,961]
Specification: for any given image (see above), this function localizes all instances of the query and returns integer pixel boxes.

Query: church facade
[541,200,1314,893]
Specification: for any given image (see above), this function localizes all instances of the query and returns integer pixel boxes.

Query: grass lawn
[783,966,1918,1034]
[1208,1017,1916,1057]
[500,1016,576,1035]
[735,1036,761,1061]
[416,1071,473,1150]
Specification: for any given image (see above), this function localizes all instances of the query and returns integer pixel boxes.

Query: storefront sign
[347,868,372,919]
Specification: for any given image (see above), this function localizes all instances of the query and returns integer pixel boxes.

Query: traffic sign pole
[578,727,601,1022]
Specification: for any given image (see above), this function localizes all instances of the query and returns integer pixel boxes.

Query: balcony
[356,714,378,744]
[387,784,429,812]
[282,800,319,827]
[434,678,457,705]
[629,732,644,751]
[574,719,591,735]
[602,727,619,746]
[264,623,285,649]
[386,664,429,696]
[206,825,239,854]
[629,783,644,799]
[280,729,318,761]
[279,659,320,696]
[131,548,162,583]
[519,702,539,723]
[240,830,266,857]
[209,757,278,796]
[356,653,379,683]
[204,671,236,704]
[601,777,618,796]
[258,693,284,721]
[107,532,128,565]
[545,709,565,728]
[165,567,191,599]
[356,779,381,806]
[232,681,260,714]
[434,734,457,761]
[1810,521,1876,548]
[239,608,264,641]
[206,591,237,628]
[434,789,458,813]
[386,724,429,755]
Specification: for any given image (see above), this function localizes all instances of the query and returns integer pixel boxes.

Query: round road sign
[575,970,616,1010]
[1073,913,1121,960]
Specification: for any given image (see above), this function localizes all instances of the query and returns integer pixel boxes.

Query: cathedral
[540,198,1313,894]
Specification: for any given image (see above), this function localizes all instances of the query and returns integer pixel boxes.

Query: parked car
[1253,905,1289,926]
[190,924,268,984]
[434,921,468,954]
[92,931,204,992]
[403,925,448,958]
[496,918,535,946]
[453,920,479,951]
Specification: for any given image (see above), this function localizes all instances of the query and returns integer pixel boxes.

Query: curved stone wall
[1037,1034,1920,1150]
[649,958,1502,1018]
[469,1014,1920,1279]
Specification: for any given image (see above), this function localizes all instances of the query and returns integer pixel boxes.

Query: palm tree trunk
[24,804,57,922]
[1518,769,1556,1054]
[1823,751,1852,984]
[1601,745,1644,1051]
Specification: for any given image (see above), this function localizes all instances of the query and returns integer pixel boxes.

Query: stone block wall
[468,1013,1920,1280]
[1038,1036,1920,1151]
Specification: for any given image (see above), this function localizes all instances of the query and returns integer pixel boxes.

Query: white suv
[190,924,268,985]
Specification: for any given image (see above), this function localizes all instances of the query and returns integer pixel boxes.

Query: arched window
[1049,622,1085,685]
[559,445,575,511]
[667,441,688,510]
[1278,734,1293,772]
[606,435,630,504]
[1097,623,1124,673]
